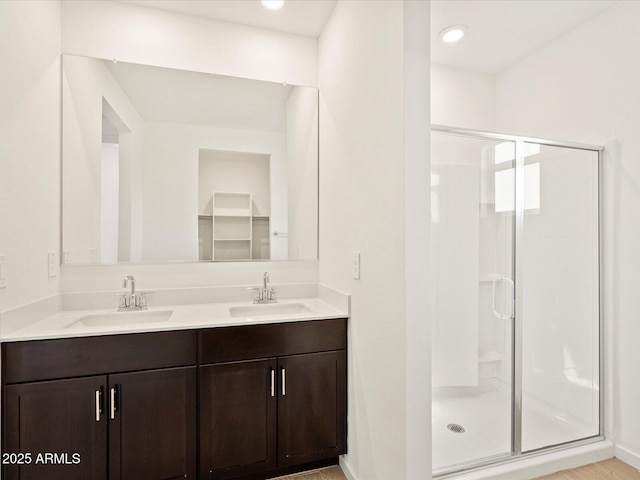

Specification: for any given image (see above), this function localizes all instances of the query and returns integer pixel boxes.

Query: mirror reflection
[62,55,318,264]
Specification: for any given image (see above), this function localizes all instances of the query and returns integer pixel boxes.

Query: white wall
[198,151,271,216]
[62,55,145,264]
[0,1,61,312]
[494,0,640,463]
[61,260,318,292]
[319,1,430,478]
[59,0,320,289]
[100,143,120,264]
[431,64,496,130]
[286,86,319,260]
[61,0,318,88]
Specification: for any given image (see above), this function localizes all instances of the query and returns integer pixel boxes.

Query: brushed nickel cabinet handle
[281,368,286,396]
[95,389,101,422]
[270,368,275,397]
[110,387,116,420]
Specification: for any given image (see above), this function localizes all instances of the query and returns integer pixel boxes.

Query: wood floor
[533,458,640,479]
[271,466,346,480]
[271,458,640,480]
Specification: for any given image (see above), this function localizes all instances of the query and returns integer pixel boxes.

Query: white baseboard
[615,444,640,469]
[339,457,357,480]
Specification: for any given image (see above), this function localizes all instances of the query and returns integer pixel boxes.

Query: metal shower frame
[430,124,605,478]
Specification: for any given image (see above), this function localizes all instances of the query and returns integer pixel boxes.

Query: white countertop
[1,298,348,342]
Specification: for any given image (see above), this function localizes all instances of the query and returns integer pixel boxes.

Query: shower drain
[447,423,466,434]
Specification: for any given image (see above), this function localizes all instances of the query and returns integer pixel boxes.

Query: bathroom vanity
[1,317,347,480]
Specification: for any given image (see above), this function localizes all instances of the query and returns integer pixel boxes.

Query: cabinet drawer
[199,318,347,364]
[3,330,198,384]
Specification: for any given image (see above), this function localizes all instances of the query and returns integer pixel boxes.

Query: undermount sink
[66,310,174,328]
[229,302,311,318]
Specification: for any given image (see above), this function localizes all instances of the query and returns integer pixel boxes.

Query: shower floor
[432,379,597,471]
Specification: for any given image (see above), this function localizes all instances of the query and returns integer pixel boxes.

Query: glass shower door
[431,133,515,471]
[519,144,600,452]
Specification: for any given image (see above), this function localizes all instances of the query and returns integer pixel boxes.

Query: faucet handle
[138,294,147,309]
[137,291,154,309]
[246,286,262,303]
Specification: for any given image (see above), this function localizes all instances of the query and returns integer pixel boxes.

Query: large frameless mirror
[62,54,318,264]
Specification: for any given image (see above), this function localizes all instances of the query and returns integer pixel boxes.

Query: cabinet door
[278,351,346,466]
[108,367,196,480]
[3,376,108,480]
[200,359,277,479]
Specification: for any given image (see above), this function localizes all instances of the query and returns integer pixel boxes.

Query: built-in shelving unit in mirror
[198,192,271,261]
[197,148,272,261]
[212,192,253,261]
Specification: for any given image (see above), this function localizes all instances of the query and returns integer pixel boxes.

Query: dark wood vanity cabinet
[3,375,108,480]
[108,367,196,480]
[277,351,346,467]
[199,319,347,480]
[2,318,347,480]
[199,359,277,479]
[2,331,198,480]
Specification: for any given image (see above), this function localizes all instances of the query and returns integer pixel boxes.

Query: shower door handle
[492,277,514,320]
[504,277,515,319]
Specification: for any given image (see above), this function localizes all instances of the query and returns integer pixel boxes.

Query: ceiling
[431,0,619,74]
[115,1,620,74]
[118,0,337,37]
[106,60,295,131]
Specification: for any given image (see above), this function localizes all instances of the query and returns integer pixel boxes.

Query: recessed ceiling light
[439,25,467,44]
[261,0,286,11]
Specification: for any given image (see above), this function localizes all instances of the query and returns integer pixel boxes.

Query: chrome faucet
[249,272,277,304]
[118,275,149,311]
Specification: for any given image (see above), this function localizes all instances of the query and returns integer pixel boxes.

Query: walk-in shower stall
[430,126,603,476]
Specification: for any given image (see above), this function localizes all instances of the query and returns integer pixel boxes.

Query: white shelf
[199,192,271,261]
[212,191,253,260]
[212,210,252,217]
[479,351,504,363]
[479,275,499,282]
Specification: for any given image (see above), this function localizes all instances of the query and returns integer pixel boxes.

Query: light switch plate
[352,251,360,279]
